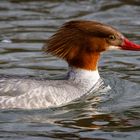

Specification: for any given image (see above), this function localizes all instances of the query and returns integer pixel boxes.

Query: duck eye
[109,35,116,40]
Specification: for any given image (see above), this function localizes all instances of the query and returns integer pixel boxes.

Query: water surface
[0,0,140,139]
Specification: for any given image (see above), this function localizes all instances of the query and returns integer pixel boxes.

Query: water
[0,0,140,139]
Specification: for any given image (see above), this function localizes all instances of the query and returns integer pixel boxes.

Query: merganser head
[43,20,140,70]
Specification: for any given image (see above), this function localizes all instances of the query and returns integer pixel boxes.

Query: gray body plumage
[0,68,100,109]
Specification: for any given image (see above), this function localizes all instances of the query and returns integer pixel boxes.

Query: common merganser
[0,20,140,109]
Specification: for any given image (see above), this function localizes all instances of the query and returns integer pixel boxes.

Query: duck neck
[67,67,100,87]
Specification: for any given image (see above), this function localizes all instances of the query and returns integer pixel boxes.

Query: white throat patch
[68,67,100,88]
[108,45,121,50]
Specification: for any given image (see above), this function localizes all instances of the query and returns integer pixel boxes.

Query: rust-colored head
[43,20,140,70]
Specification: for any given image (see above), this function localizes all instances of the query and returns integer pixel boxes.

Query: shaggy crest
[43,20,122,61]
[43,20,124,70]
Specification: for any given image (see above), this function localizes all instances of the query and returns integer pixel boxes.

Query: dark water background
[0,0,140,139]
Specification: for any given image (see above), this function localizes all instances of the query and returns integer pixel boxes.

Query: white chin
[108,45,121,50]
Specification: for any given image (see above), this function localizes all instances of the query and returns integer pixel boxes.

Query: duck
[0,20,140,109]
